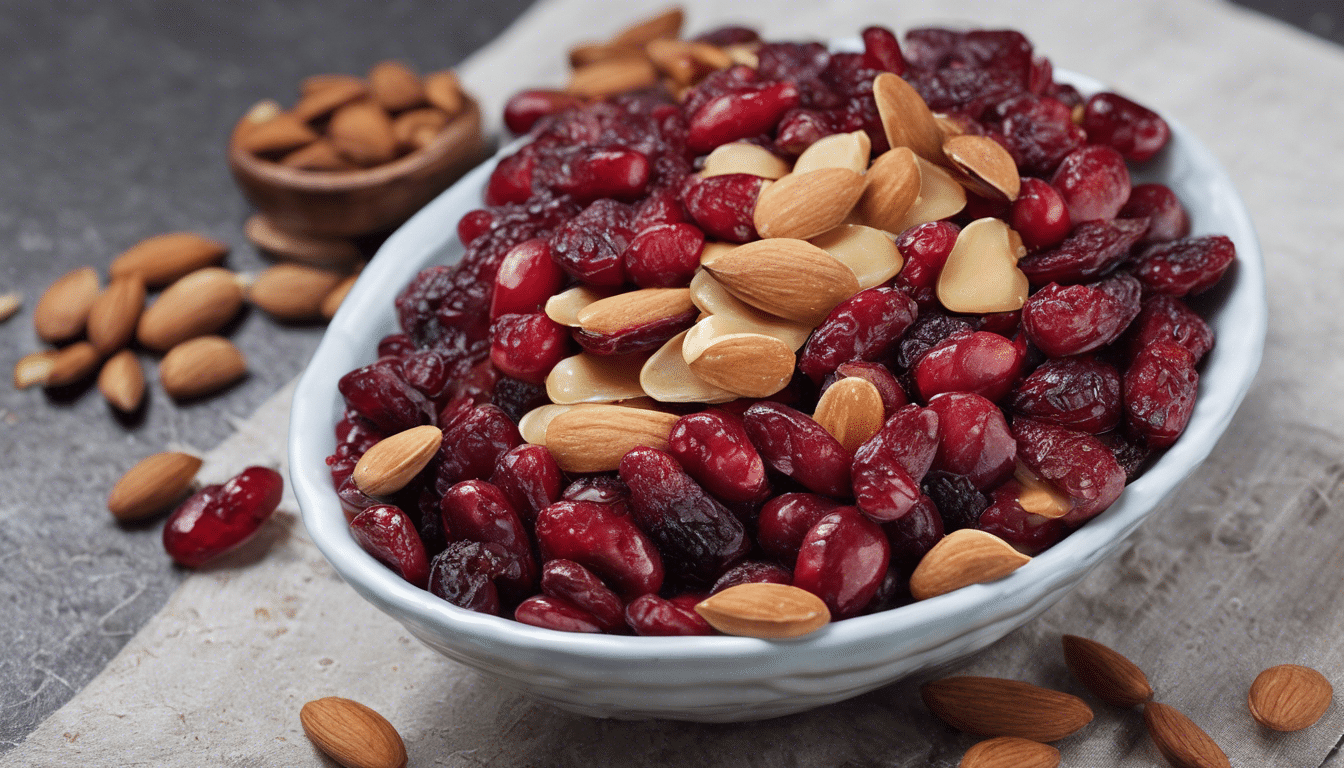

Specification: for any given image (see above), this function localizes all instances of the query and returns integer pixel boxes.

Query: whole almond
[353,425,443,497]
[97,349,145,413]
[856,147,921,233]
[302,73,366,96]
[34,266,99,342]
[545,404,679,473]
[576,287,694,335]
[873,72,945,165]
[391,107,449,150]
[328,101,398,166]
[1061,635,1154,708]
[159,335,247,400]
[944,134,1021,201]
[568,41,643,69]
[646,39,720,86]
[685,332,795,398]
[694,583,830,638]
[546,352,648,405]
[281,139,358,171]
[0,291,21,323]
[753,167,867,241]
[1143,701,1230,768]
[639,331,737,405]
[292,77,368,122]
[321,274,359,320]
[110,232,229,288]
[960,737,1059,768]
[137,267,244,352]
[424,70,465,116]
[701,238,859,326]
[248,263,348,322]
[1248,664,1333,732]
[86,276,146,354]
[813,376,885,453]
[568,57,659,99]
[46,341,101,387]
[13,350,58,389]
[908,529,1030,601]
[610,7,683,47]
[922,676,1094,743]
[244,214,362,269]
[238,111,319,155]
[300,696,407,768]
[107,451,202,521]
[368,60,425,112]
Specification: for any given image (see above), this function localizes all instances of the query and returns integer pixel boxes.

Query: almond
[424,70,465,116]
[610,7,683,47]
[546,352,648,405]
[921,676,1094,742]
[936,218,1029,314]
[753,167,867,240]
[680,308,810,357]
[300,696,407,768]
[639,331,737,404]
[813,376,885,453]
[281,139,358,171]
[685,332,795,398]
[321,274,359,320]
[1247,664,1333,732]
[329,101,398,167]
[895,156,968,232]
[545,404,679,473]
[701,142,790,179]
[34,266,99,342]
[855,147,921,233]
[353,425,443,497]
[106,451,202,521]
[0,291,21,323]
[368,60,425,112]
[248,263,347,322]
[1061,635,1154,708]
[391,107,448,150]
[159,335,247,400]
[302,73,366,97]
[694,583,831,638]
[687,271,810,350]
[959,737,1060,768]
[792,130,871,175]
[239,99,283,132]
[1143,701,1230,768]
[568,57,659,99]
[291,77,368,122]
[568,41,644,69]
[576,287,694,335]
[46,341,101,387]
[137,267,244,352]
[810,224,904,289]
[873,72,945,165]
[545,285,609,327]
[908,529,1030,601]
[1013,461,1072,519]
[944,134,1021,202]
[244,214,362,269]
[110,232,229,288]
[646,39,729,86]
[97,349,145,413]
[86,276,146,355]
[237,111,319,155]
[13,350,58,389]
[701,238,859,326]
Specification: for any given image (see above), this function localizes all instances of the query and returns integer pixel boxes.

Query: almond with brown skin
[639,331,737,404]
[610,7,683,47]
[368,60,425,112]
[694,583,830,638]
[110,232,229,289]
[1143,701,1230,768]
[753,167,867,240]
[237,111,319,156]
[137,267,244,352]
[424,70,464,116]
[354,425,443,497]
[248,263,348,322]
[813,376,885,453]
[944,134,1021,202]
[700,238,859,326]
[281,139,358,171]
[291,77,368,122]
[685,332,795,398]
[13,350,58,389]
[321,274,359,321]
[328,101,398,166]
[1061,635,1154,707]
[576,287,694,335]
[34,266,99,342]
[545,404,679,473]
[244,214,362,269]
[98,349,145,413]
[300,696,407,768]
[159,335,247,400]
[86,276,146,355]
[874,72,945,165]
[855,147,921,233]
[0,291,21,323]
[568,57,659,99]
[569,41,644,69]
[46,341,101,387]
[301,73,365,96]
[1248,664,1333,732]
[922,676,1093,742]
[960,737,1059,768]
[908,529,1030,600]
[107,451,202,521]
[391,107,448,150]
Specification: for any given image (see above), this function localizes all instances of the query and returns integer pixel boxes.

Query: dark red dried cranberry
[687,80,800,153]
[774,108,841,156]
[561,475,631,506]
[1050,145,1131,223]
[756,494,846,563]
[1021,273,1142,357]
[793,508,891,619]
[1010,357,1123,434]
[1012,418,1126,526]
[548,199,636,287]
[490,444,562,524]
[490,239,565,320]
[1133,236,1236,297]
[694,26,761,47]
[625,594,714,636]
[485,148,536,206]
[623,223,705,289]
[1124,341,1199,449]
[553,147,651,203]
[435,405,522,488]
[913,331,1025,404]
[1017,218,1149,285]
[632,185,689,231]
[457,210,494,249]
[1096,431,1152,483]
[514,595,605,633]
[926,393,1016,489]
[1011,178,1071,250]
[884,495,944,576]
[350,504,430,588]
[489,312,570,384]
[535,500,664,599]
[163,466,284,568]
[540,559,626,632]
[799,287,918,383]
[743,402,853,498]
[427,541,524,616]
[668,411,771,505]
[376,333,416,359]
[894,221,960,308]
[977,482,1066,555]
[1119,184,1190,243]
[861,26,906,74]
[894,312,975,371]
[681,173,764,243]
[1124,294,1214,363]
[712,561,793,594]
[851,444,920,524]
[503,89,584,135]
[441,480,534,570]
[999,95,1087,177]
[921,470,990,532]
[1082,92,1170,163]
[398,350,457,402]
[338,363,435,434]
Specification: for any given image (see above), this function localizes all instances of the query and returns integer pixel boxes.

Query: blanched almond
[895,156,967,232]
[238,111,318,155]
[874,72,945,165]
[13,350,58,389]
[909,529,1031,601]
[694,583,831,638]
[568,58,659,99]
[86,276,146,355]
[46,341,101,387]
[792,130,871,175]
[546,352,648,405]
[576,287,694,335]
[368,60,425,112]
[137,267,244,352]
[701,238,859,326]
[300,697,407,768]
[936,218,1029,314]
[329,101,397,166]
[424,70,465,116]
[291,77,368,122]
[680,309,810,359]
[248,264,347,322]
[639,331,737,404]
[944,134,1022,202]
[1014,461,1072,519]
[110,232,229,288]
[353,425,443,497]
[685,332,795,398]
[0,291,22,323]
[519,403,579,445]
[810,224,904,289]
[701,143,790,179]
[855,147,921,233]
[106,451,202,521]
[159,335,247,400]
[545,285,608,327]
[813,377,885,453]
[244,214,362,269]
[753,167,867,241]
[545,405,679,473]
[34,266,99,343]
[98,349,145,413]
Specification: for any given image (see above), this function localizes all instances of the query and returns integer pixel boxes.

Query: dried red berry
[1082,92,1171,163]
[743,402,853,498]
[793,508,891,619]
[163,466,284,568]
[1133,235,1236,297]
[535,500,664,600]
[1124,341,1199,448]
[668,411,771,505]
[350,504,430,588]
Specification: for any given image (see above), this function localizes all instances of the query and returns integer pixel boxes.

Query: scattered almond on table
[300,696,407,768]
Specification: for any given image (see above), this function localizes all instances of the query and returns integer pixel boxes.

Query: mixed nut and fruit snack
[327,12,1236,637]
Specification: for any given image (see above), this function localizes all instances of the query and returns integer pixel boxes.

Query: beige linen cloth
[8,0,1344,764]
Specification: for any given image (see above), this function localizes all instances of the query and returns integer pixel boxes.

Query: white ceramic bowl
[290,69,1266,722]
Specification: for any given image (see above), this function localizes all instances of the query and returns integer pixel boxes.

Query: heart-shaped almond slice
[640,331,738,404]
[793,130,871,175]
[694,583,831,638]
[810,224,904,289]
[873,72,946,165]
[701,142,791,179]
[545,405,680,473]
[944,134,1022,202]
[576,287,694,335]
[894,156,968,233]
[909,529,1031,601]
[813,376,885,453]
[753,167,868,241]
[546,352,648,405]
[936,218,1030,314]
[545,285,608,327]
[685,332,795,398]
[701,238,859,326]
[854,147,921,233]
[353,425,444,497]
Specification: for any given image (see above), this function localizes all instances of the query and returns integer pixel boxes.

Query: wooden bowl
[227,97,490,238]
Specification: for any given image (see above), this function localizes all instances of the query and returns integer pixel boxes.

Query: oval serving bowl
[289,68,1267,722]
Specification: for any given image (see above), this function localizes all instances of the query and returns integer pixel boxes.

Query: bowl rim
[289,69,1266,666]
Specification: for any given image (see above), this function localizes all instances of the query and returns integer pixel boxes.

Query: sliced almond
[1014,461,1072,519]
[280,139,357,171]
[568,58,659,99]
[640,331,738,404]
[546,352,648,405]
[353,425,443,497]
[813,377,885,453]
[1143,702,1230,768]
[0,291,22,323]
[810,224,904,289]
[685,332,795,398]
[159,335,247,400]
[14,350,58,389]
[855,147,921,233]
[97,349,145,413]
[46,341,101,387]
[545,404,679,473]
[1248,664,1333,732]
[700,238,859,326]
[909,529,1031,601]
[300,697,407,768]
[424,70,465,116]
[611,7,683,47]
[680,307,810,358]
[873,72,945,165]
[959,737,1060,768]
[753,167,867,241]
[248,264,347,322]
[291,77,368,122]
[110,232,229,288]
[722,44,760,68]
[106,451,202,521]
[576,288,694,335]
[391,107,448,150]
[944,134,1022,202]
[894,156,968,232]
[244,214,362,269]
[545,285,608,327]
[936,218,1029,314]
[368,60,425,112]
[518,403,580,445]
[792,130,871,175]
[328,101,398,167]
[701,143,791,179]
[321,274,359,320]
[237,111,319,155]
[86,276,146,355]
[137,267,244,352]
[694,583,831,638]
[1061,635,1154,708]
[34,266,99,343]
[921,676,1093,743]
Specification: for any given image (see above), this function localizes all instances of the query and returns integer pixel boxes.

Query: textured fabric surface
[6,0,1344,765]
